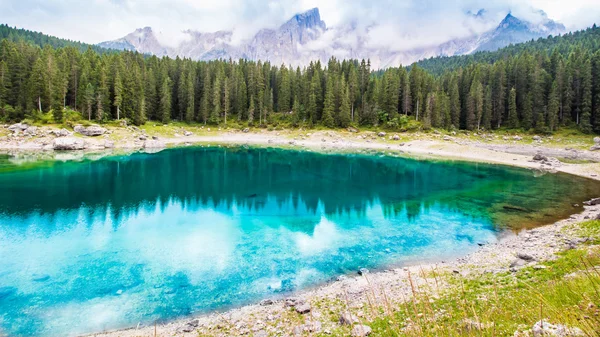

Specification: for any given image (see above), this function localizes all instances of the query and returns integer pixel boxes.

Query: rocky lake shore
[2,122,600,337]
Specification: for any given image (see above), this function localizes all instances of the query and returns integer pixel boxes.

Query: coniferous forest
[1,24,600,134]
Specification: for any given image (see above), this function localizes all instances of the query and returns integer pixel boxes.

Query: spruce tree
[159,76,172,124]
[507,88,519,129]
[322,77,335,128]
[339,86,351,128]
[547,81,560,132]
[580,59,593,133]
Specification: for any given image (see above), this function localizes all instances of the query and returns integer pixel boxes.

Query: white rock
[53,137,85,150]
[351,325,372,337]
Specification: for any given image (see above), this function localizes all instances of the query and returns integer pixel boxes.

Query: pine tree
[322,76,335,128]
[482,86,492,130]
[449,77,460,129]
[278,65,291,112]
[210,74,221,124]
[185,70,195,122]
[159,76,172,124]
[339,86,351,128]
[547,81,560,132]
[522,93,533,130]
[113,67,123,120]
[580,59,593,133]
[0,60,8,117]
[200,70,211,124]
[507,88,519,129]
[84,83,94,120]
[223,77,230,124]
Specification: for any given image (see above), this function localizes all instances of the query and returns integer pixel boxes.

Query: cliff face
[98,8,565,68]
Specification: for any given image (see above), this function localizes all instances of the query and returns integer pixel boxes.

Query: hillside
[417,24,600,75]
[0,24,109,54]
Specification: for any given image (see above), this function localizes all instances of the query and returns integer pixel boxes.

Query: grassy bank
[308,221,600,337]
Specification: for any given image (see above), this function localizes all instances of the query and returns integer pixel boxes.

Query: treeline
[417,24,600,75]
[1,24,600,134]
[0,24,106,54]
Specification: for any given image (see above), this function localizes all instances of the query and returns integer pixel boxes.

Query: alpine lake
[0,146,599,336]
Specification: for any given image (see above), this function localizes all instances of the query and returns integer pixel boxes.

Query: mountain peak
[282,7,326,31]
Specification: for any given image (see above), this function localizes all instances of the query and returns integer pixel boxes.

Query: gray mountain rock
[98,8,565,69]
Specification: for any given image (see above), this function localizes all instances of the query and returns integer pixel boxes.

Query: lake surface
[0,146,599,336]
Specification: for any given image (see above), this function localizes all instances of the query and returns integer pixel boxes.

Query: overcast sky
[1,0,599,46]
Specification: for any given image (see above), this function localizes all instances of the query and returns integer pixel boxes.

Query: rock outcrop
[53,137,85,150]
[74,125,107,137]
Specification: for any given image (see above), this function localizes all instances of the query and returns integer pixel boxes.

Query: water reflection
[0,147,598,336]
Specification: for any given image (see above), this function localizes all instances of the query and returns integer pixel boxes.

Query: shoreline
[2,128,600,182]
[88,203,600,337]
[2,126,600,336]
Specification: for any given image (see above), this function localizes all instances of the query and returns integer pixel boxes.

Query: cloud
[0,0,598,46]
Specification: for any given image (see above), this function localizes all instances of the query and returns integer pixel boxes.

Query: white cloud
[0,0,598,46]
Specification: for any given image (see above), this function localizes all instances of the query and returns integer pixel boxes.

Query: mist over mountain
[98,7,565,68]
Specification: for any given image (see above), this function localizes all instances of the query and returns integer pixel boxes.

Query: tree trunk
[117,105,120,120]
[38,96,42,112]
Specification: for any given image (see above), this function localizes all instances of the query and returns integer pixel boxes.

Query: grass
[304,221,600,337]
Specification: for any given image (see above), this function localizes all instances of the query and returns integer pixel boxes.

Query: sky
[0,0,599,47]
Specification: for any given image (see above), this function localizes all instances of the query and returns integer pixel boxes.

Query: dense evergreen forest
[1,24,600,134]
[0,24,106,54]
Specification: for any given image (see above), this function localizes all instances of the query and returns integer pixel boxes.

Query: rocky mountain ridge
[98,8,565,68]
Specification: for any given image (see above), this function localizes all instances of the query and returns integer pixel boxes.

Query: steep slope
[97,8,565,68]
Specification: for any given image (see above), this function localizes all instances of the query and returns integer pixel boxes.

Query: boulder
[513,135,523,141]
[8,123,28,132]
[74,125,107,137]
[377,132,386,137]
[104,140,115,149]
[533,135,542,141]
[52,128,71,137]
[531,320,584,337]
[184,131,193,137]
[443,135,454,141]
[593,137,600,144]
[351,325,372,337]
[591,145,600,151]
[517,253,535,261]
[583,198,600,206]
[242,128,250,133]
[533,154,548,161]
[139,135,147,141]
[392,134,400,141]
[144,140,166,149]
[53,137,85,151]
[24,126,38,136]
[358,268,369,275]
[259,299,274,306]
[295,303,311,314]
[119,119,128,127]
[348,127,358,133]
[339,312,359,325]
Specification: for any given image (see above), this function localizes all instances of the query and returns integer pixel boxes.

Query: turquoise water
[0,147,598,336]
